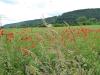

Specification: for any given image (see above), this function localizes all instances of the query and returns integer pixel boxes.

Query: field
[0,25,100,75]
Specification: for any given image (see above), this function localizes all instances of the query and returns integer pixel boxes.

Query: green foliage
[88,18,98,25]
[0,26,100,75]
[56,8,100,25]
[53,24,66,27]
[76,16,88,25]
[3,8,100,28]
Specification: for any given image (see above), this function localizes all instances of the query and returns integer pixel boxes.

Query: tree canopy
[3,8,100,28]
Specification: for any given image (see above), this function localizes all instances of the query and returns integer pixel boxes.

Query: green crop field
[0,25,100,75]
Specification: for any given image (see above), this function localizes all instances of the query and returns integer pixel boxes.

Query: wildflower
[21,36,32,41]
[76,29,81,37]
[0,29,4,37]
[31,43,35,48]
[7,32,14,41]
[80,28,90,39]
[95,29,100,33]
[21,48,31,56]
[65,29,75,42]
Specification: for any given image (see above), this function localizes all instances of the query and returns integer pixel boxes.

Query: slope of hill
[3,16,57,28]
[57,8,100,24]
[3,8,100,28]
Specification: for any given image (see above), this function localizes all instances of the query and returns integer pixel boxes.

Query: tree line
[3,8,100,28]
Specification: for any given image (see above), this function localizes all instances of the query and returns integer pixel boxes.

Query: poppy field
[0,25,100,75]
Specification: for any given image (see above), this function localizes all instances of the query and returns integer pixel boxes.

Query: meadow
[0,25,100,75]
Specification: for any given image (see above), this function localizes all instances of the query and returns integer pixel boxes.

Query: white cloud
[0,0,100,25]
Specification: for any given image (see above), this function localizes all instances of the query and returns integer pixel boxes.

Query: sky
[0,0,100,25]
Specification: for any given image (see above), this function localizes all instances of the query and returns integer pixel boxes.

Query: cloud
[0,0,100,25]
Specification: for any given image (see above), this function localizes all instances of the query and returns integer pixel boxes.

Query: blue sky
[0,0,100,25]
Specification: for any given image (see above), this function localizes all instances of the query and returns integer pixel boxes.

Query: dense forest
[3,8,100,28]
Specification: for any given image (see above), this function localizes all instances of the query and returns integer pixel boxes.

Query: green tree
[76,16,88,25]
[88,18,97,24]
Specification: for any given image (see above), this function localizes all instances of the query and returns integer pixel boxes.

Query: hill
[3,8,100,28]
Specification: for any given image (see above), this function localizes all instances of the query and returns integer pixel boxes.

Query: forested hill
[3,8,100,28]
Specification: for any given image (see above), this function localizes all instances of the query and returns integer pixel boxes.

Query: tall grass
[0,25,100,75]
